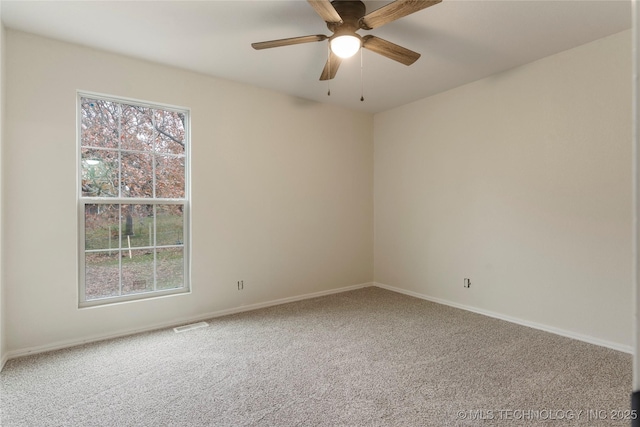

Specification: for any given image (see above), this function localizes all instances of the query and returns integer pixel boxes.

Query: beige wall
[0,20,5,367]
[374,30,632,350]
[4,30,373,354]
[2,26,633,358]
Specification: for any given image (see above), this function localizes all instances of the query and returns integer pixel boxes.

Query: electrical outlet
[237,280,244,290]
[464,278,471,288]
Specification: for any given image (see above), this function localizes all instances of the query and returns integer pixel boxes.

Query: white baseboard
[5,280,629,367]
[4,282,373,363]
[0,351,8,372]
[374,282,632,354]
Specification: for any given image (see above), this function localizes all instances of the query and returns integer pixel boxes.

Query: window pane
[79,94,189,305]
[121,249,154,295]
[120,204,153,249]
[85,204,119,251]
[85,252,120,300]
[80,98,120,149]
[155,155,185,199]
[153,109,185,155]
[156,205,184,246]
[121,152,153,198]
[157,247,184,290]
[81,148,119,197]
[120,105,155,152]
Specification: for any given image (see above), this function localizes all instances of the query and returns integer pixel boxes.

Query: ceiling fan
[251,0,441,81]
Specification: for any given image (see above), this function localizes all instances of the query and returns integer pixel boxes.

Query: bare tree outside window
[79,94,189,306]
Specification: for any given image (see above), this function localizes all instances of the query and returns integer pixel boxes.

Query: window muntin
[78,93,189,306]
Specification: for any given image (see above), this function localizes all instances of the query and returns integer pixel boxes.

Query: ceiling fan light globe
[330,35,361,59]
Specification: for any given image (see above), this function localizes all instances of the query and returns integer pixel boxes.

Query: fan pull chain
[327,43,331,96]
[360,47,364,102]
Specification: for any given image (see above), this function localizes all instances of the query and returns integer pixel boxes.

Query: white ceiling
[1,0,632,113]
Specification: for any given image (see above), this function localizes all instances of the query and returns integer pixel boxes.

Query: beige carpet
[0,287,632,426]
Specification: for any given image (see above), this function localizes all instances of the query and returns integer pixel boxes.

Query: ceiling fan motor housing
[327,0,367,34]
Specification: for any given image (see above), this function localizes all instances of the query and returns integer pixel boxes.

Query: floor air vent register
[173,322,209,333]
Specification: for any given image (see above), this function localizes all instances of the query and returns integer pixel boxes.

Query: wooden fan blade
[308,0,343,24]
[362,35,420,65]
[252,34,327,50]
[320,51,343,80]
[360,0,441,30]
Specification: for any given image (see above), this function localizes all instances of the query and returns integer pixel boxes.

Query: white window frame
[77,91,191,307]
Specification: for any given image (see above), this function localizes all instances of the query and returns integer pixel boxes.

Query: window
[78,93,189,306]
